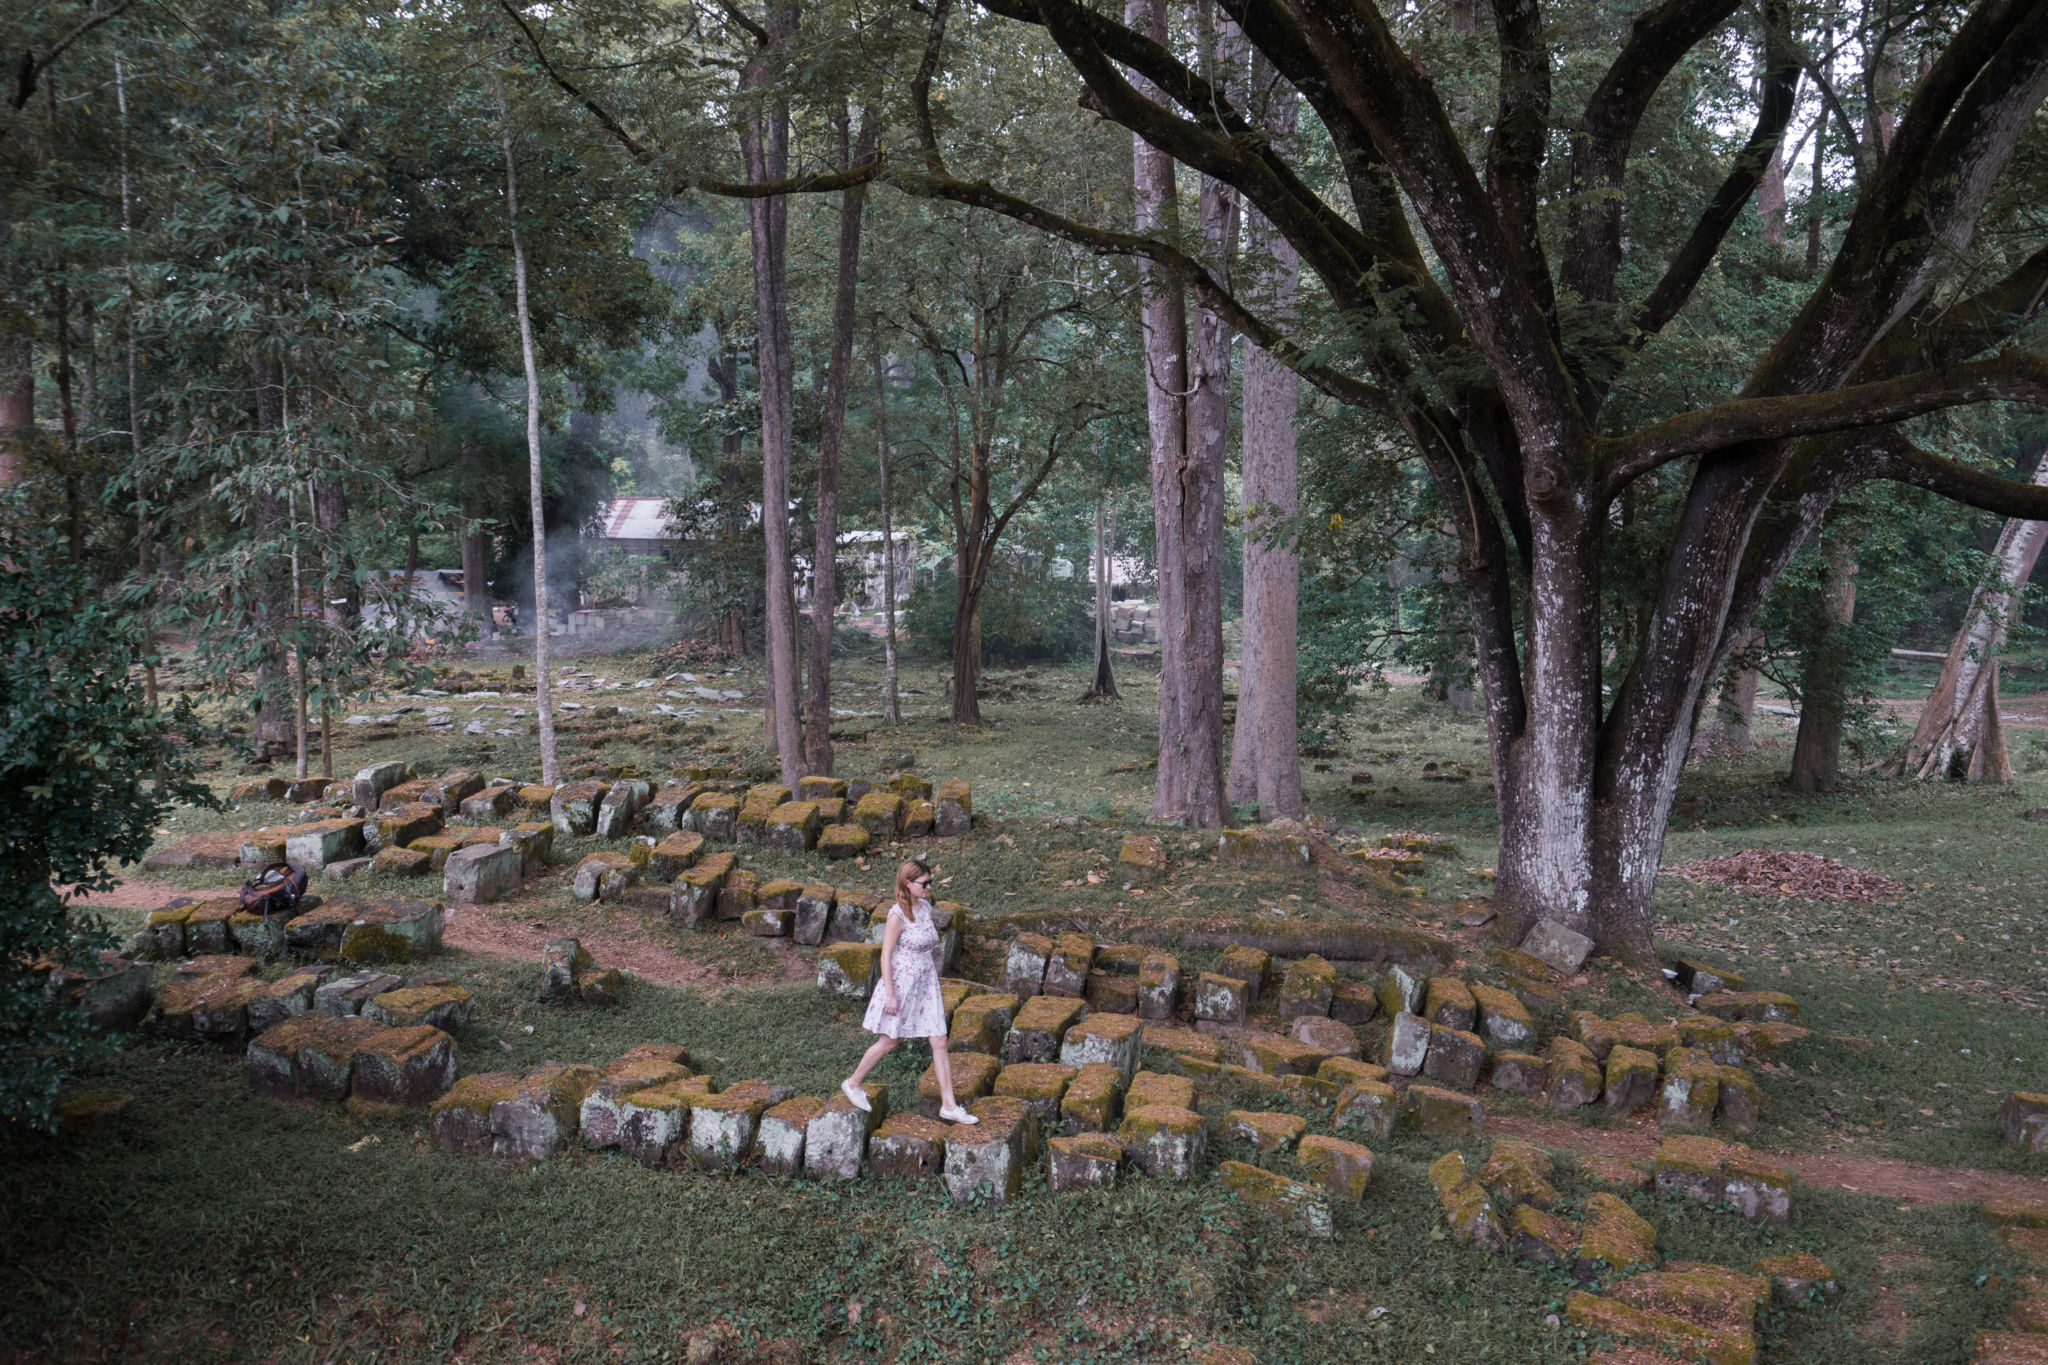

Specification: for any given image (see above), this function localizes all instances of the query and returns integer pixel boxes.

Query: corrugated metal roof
[598,497,677,541]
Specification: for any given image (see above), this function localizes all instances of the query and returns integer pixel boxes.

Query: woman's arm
[878,907,904,1011]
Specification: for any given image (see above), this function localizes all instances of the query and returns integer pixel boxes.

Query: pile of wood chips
[1663,847,1907,902]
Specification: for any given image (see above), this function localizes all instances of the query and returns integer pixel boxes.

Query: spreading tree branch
[12,0,140,109]
[1865,430,2048,519]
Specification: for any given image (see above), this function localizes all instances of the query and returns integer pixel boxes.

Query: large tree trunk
[1906,455,2048,781]
[949,534,983,724]
[803,107,875,776]
[1128,0,1222,827]
[1229,71,1302,818]
[498,75,560,786]
[1789,532,1859,792]
[741,5,804,786]
[1709,630,1761,752]
[874,335,902,725]
[0,207,29,489]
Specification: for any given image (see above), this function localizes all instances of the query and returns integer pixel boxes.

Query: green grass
[26,644,2048,1361]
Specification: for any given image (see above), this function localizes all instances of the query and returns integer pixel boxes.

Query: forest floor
[8,636,2048,1365]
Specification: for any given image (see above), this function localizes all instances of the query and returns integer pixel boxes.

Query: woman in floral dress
[839,859,979,1124]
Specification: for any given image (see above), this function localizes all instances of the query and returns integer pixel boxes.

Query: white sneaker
[841,1080,872,1112]
[939,1105,979,1125]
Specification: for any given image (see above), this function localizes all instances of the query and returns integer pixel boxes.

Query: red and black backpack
[240,863,309,917]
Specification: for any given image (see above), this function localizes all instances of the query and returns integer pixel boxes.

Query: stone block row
[246,1010,458,1113]
[999,933,1180,1021]
[134,892,446,968]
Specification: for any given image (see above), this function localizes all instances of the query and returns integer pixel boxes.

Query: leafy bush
[905,559,1093,664]
[0,505,212,1131]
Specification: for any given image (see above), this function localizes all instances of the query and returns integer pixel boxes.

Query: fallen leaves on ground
[1662,847,1907,902]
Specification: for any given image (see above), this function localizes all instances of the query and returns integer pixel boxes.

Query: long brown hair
[894,859,932,913]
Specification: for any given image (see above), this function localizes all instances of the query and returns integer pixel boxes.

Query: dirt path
[1491,1113,2048,1207]
[439,894,818,992]
[66,880,196,911]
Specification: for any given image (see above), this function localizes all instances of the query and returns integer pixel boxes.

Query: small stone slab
[2004,1091,2048,1153]
[1142,1027,1224,1067]
[550,779,609,838]
[1193,972,1249,1026]
[430,1071,522,1155]
[917,1051,1002,1119]
[933,779,972,836]
[364,983,472,1031]
[1334,1081,1398,1139]
[1137,951,1180,1020]
[1298,1133,1374,1201]
[1510,1204,1579,1266]
[992,1061,1076,1127]
[1277,955,1337,1020]
[347,1024,457,1113]
[1695,990,1799,1023]
[1401,1083,1484,1137]
[1424,976,1477,1031]
[1382,1011,1431,1076]
[1605,1045,1661,1113]
[1218,1160,1331,1237]
[1751,1253,1838,1305]
[1224,1109,1306,1153]
[754,1096,826,1176]
[1059,1062,1125,1134]
[1481,1138,1559,1210]
[1118,1104,1206,1178]
[944,1098,1030,1204]
[617,1077,713,1165]
[1291,1015,1360,1059]
[1548,1037,1604,1108]
[1042,933,1095,998]
[1048,1132,1124,1191]
[1521,918,1595,974]
[1471,983,1536,1048]
[1058,1011,1142,1080]
[804,1084,888,1179]
[1652,1134,1793,1226]
[1127,1070,1197,1111]
[1564,1292,1753,1365]
[1424,1024,1486,1091]
[1243,1033,1329,1077]
[869,1113,950,1180]
[688,1088,773,1170]
[949,993,1020,1055]
[1005,994,1086,1063]
[1002,933,1053,997]
[1428,1151,1503,1250]
[491,1062,601,1161]
[581,1058,692,1149]
[445,842,521,905]
[1218,946,1271,1003]
[1486,1051,1550,1097]
[818,942,881,999]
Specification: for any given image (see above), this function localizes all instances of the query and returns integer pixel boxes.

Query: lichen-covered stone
[1000,933,1052,997]
[1564,1293,1755,1365]
[819,941,881,999]
[364,982,472,1031]
[373,803,446,855]
[1224,1109,1307,1153]
[499,822,554,879]
[715,868,760,920]
[182,899,242,955]
[790,883,837,945]
[2004,1091,2048,1153]
[1006,994,1086,1063]
[312,970,404,1018]
[1243,1032,1328,1077]
[899,799,934,836]
[1219,1160,1332,1237]
[1083,969,1137,1014]
[516,783,556,812]
[430,1071,522,1155]
[759,800,820,852]
[347,1024,457,1113]
[548,779,607,838]
[1299,1133,1374,1201]
[1481,1137,1559,1210]
[1608,1266,1768,1337]
[571,851,636,904]
[247,1013,351,1099]
[1486,1051,1550,1097]
[614,1076,712,1165]
[668,850,732,929]
[645,830,705,882]
[852,790,904,839]
[1376,964,1426,1020]
[914,1050,1000,1118]
[1142,1027,1224,1069]
[443,841,521,905]
[1521,918,1594,974]
[246,965,332,1034]
[1118,1104,1206,1178]
[1510,1204,1579,1265]
[1696,990,1799,1023]
[806,822,862,860]
[1290,1014,1360,1059]
[684,791,740,841]
[284,818,367,874]
[580,1059,691,1149]
[869,1112,950,1180]
[828,887,877,943]
[641,781,702,836]
[1118,834,1169,878]
[252,1013,380,1102]
[1424,976,1477,1031]
[1043,933,1095,997]
[803,1084,887,1179]
[540,938,595,1004]
[1128,951,1180,1021]
[688,1088,772,1170]
[1428,1151,1503,1250]
[1215,945,1271,1004]
[1216,828,1310,870]
[1574,1191,1657,1280]
[944,1101,1028,1205]
[1127,1071,1197,1111]
[491,1062,601,1161]
[992,1060,1076,1128]
[1059,1062,1125,1134]
[1190,973,1247,1029]
[1048,1131,1124,1191]
[1424,1024,1486,1091]
[1652,1135,1794,1226]
[595,778,652,839]
[1658,1054,1723,1132]
[1751,1253,1838,1305]
[1548,1036,1605,1108]
[1277,1072,1345,1106]
[1059,1011,1142,1079]
[1469,983,1536,1049]
[1401,1083,1484,1137]
[933,779,973,836]
[1604,1045,1661,1113]
[1277,955,1337,1020]
[1383,1011,1432,1076]
[947,993,1018,1055]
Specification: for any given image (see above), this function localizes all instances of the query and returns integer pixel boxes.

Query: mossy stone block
[1603,1044,1661,1113]
[1060,1011,1143,1080]
[648,830,705,881]
[1043,932,1095,997]
[1244,1032,1329,1077]
[1298,1133,1374,1201]
[1218,1159,1332,1237]
[1486,1051,1550,1097]
[1547,1036,1604,1108]
[933,779,972,836]
[1423,1024,1486,1091]
[1510,1204,1578,1265]
[1194,972,1250,1025]
[1224,1108,1306,1153]
[1401,1082,1484,1137]
[901,799,936,837]
[1005,994,1085,1063]
[1424,976,1477,1031]
[1127,1070,1196,1111]
[347,1024,457,1114]
[1563,1293,1755,1365]
[819,823,870,860]
[1048,1132,1124,1191]
[868,1113,950,1180]
[993,1061,1077,1127]
[853,790,905,839]
[1060,1062,1125,1134]
[917,1050,1001,1118]
[1002,933,1053,997]
[1118,1103,1206,1178]
[818,941,881,999]
[430,1071,523,1155]
[1277,954,1337,1020]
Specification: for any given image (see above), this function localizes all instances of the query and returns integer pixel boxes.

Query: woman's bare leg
[844,1035,897,1090]
[930,1034,959,1109]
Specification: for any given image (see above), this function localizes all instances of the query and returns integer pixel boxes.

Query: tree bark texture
[1906,454,2048,781]
[804,107,876,776]
[1788,532,1859,792]
[1227,70,1302,819]
[741,3,804,785]
[874,337,902,725]
[499,75,560,786]
[1128,0,1223,826]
